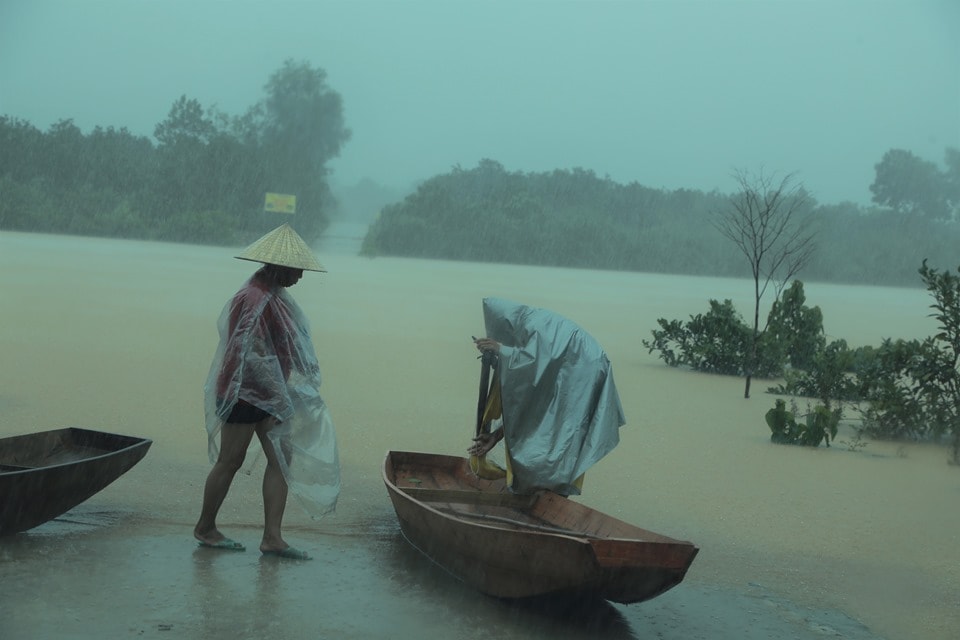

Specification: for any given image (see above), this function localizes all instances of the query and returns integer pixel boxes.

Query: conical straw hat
[235,223,326,272]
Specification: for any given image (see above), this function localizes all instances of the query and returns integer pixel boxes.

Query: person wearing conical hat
[194,224,340,560]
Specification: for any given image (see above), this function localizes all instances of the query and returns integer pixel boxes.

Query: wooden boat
[383,450,699,603]
[0,427,152,535]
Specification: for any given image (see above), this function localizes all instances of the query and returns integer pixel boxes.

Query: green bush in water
[766,399,839,447]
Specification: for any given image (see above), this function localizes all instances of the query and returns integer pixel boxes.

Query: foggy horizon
[1,0,957,205]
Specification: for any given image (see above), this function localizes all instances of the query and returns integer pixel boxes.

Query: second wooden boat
[383,450,698,603]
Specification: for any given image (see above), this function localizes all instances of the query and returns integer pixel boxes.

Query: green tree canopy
[0,60,350,245]
[154,95,216,147]
[253,59,352,241]
[870,148,955,220]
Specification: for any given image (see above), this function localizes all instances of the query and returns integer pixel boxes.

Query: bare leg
[194,422,257,545]
[255,421,292,553]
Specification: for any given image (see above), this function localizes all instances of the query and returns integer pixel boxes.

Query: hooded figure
[471,297,626,495]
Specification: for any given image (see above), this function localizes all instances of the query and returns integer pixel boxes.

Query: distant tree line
[362,151,960,287]
[3,67,959,289]
[0,59,350,245]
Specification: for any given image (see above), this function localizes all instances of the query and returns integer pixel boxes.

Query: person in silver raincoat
[469,297,626,495]
[194,224,340,560]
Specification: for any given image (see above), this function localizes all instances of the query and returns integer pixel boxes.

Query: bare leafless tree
[713,169,817,398]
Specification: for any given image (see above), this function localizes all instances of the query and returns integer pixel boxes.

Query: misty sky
[1,0,957,205]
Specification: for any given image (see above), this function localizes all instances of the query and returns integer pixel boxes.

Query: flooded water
[1,231,957,639]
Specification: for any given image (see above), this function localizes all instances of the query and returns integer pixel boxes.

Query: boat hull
[0,427,152,535]
[383,450,698,603]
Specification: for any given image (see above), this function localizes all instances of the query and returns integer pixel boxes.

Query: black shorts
[225,400,270,424]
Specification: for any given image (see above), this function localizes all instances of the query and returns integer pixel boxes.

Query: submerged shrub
[766,399,839,447]
[852,261,960,463]
[644,281,824,379]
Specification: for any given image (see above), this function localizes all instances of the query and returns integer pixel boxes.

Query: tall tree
[870,148,951,219]
[44,119,85,189]
[0,116,44,183]
[153,95,216,146]
[943,147,960,220]
[254,59,352,241]
[152,96,218,219]
[713,169,816,398]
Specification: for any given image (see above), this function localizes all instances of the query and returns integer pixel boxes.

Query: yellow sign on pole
[264,193,296,214]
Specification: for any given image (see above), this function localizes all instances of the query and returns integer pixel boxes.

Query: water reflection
[17,505,125,537]
[496,594,636,640]
[253,554,284,637]
[190,546,264,637]
[190,542,321,638]
[379,528,637,639]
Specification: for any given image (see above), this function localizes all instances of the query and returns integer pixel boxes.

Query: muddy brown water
[1,231,957,639]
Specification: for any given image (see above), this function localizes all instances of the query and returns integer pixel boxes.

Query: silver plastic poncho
[204,271,341,517]
[483,297,626,495]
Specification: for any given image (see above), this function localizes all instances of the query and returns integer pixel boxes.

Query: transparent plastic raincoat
[204,270,340,517]
[482,297,626,495]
